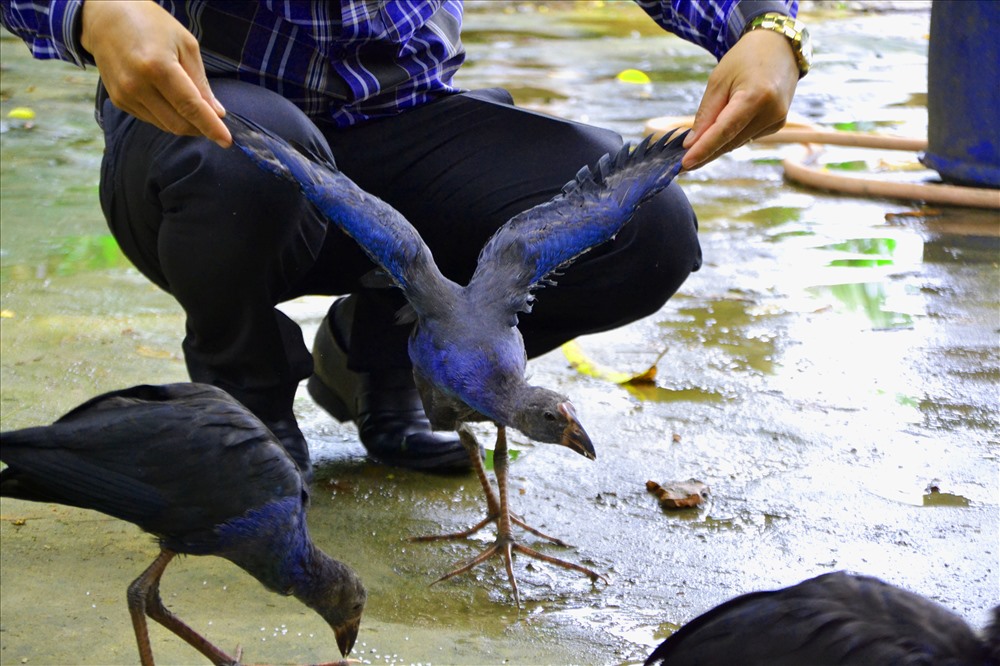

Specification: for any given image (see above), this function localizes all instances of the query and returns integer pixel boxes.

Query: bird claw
[415,425,606,605]
[426,528,607,607]
[411,510,569,547]
[509,514,570,547]
[408,514,497,542]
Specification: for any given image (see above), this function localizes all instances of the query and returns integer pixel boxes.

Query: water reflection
[659,298,779,376]
[809,282,913,330]
[738,205,803,227]
[1,233,130,281]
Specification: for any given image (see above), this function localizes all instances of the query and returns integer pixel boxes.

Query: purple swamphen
[645,571,999,666]
[225,112,687,604]
[0,383,366,666]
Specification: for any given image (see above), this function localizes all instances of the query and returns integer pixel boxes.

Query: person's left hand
[681,29,800,171]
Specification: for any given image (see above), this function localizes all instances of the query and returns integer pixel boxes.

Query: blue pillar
[921,0,1000,188]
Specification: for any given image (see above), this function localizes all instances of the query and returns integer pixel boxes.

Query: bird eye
[543,410,557,421]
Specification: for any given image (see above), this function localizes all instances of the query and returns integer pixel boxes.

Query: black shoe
[308,297,477,472]
[265,417,314,485]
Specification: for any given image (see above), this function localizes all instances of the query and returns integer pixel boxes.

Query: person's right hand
[81,0,231,147]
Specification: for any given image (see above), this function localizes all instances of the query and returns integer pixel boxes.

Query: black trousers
[98,80,701,423]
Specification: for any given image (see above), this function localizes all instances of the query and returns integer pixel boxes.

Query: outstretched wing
[469,130,688,314]
[224,112,450,309]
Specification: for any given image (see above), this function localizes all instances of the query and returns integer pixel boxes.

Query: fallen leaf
[646,479,709,509]
[562,340,664,386]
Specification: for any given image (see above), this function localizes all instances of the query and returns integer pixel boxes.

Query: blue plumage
[225,112,687,448]
[0,383,365,664]
[473,133,686,294]
[223,113,445,300]
[226,113,687,603]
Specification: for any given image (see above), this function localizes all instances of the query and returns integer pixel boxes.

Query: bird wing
[643,571,986,665]
[0,383,301,542]
[224,112,453,316]
[51,382,230,423]
[469,130,688,316]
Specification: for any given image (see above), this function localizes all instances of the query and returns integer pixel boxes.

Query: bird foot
[413,424,606,606]
[408,511,568,547]
[408,514,498,543]
[429,532,607,607]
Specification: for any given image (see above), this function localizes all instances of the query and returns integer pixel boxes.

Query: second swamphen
[645,571,999,666]
[0,383,366,666]
[225,112,687,604]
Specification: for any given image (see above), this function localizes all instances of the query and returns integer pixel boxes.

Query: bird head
[295,555,367,657]
[512,387,595,459]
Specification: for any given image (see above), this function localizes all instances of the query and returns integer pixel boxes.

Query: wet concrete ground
[1,3,997,665]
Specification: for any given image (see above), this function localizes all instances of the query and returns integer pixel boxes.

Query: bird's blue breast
[409,324,523,423]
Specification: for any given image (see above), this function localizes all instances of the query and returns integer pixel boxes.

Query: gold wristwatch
[743,12,812,78]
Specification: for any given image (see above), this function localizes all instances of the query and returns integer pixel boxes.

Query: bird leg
[409,426,568,544]
[411,425,606,606]
[127,549,240,666]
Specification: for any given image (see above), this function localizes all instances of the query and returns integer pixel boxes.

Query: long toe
[511,542,608,584]
[409,514,498,542]
[424,528,605,602]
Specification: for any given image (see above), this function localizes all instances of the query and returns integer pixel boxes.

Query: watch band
[743,12,812,78]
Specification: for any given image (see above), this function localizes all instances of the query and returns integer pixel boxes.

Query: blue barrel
[921,0,1000,188]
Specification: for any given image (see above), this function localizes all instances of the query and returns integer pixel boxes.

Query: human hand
[681,29,799,170]
[81,0,231,148]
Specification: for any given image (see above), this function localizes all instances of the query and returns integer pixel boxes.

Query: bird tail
[0,426,65,502]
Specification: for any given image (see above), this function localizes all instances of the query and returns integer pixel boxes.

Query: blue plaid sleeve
[0,0,91,67]
[634,0,798,60]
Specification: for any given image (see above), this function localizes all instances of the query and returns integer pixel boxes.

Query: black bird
[0,383,366,666]
[645,571,999,666]
[225,112,687,604]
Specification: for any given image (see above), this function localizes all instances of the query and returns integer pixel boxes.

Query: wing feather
[470,130,688,314]
[224,113,450,310]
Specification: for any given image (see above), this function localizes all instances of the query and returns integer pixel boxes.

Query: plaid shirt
[1,0,796,127]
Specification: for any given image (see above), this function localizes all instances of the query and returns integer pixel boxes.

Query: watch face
[799,28,813,63]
